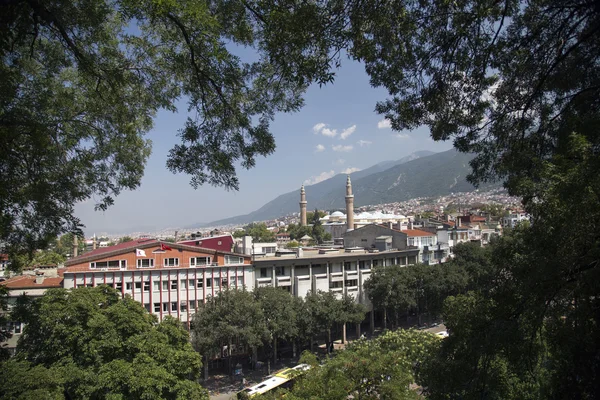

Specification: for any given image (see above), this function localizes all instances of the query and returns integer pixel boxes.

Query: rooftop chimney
[35,271,45,285]
[73,235,78,257]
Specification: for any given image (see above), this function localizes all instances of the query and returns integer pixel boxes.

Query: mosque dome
[330,211,345,217]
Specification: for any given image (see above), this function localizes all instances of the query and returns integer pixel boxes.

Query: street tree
[7,285,206,399]
[365,265,416,329]
[298,290,365,353]
[192,289,268,376]
[254,286,300,364]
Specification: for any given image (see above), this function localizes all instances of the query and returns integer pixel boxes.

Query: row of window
[90,255,245,269]
[88,276,246,292]
[145,300,203,314]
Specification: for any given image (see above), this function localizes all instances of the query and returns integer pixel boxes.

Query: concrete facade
[343,224,408,251]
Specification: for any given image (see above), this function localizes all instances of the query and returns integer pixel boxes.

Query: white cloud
[321,127,338,137]
[340,125,356,140]
[334,158,346,165]
[303,170,336,185]
[341,167,360,174]
[315,144,325,152]
[312,123,327,134]
[377,118,392,129]
[332,144,353,152]
[357,140,372,147]
[394,133,410,139]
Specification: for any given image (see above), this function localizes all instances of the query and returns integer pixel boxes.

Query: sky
[75,59,452,236]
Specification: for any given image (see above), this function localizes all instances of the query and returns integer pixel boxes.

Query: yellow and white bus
[235,364,310,399]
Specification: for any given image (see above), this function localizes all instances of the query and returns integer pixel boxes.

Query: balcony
[255,277,272,288]
[344,270,358,279]
[330,272,344,282]
[345,286,359,296]
[276,276,291,287]
[330,287,343,299]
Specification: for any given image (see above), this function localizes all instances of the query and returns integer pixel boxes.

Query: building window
[162,281,169,291]
[206,278,212,287]
[162,303,169,312]
[180,279,187,289]
[188,279,195,288]
[171,280,178,290]
[221,279,228,287]
[359,260,367,270]
[238,276,244,286]
[13,322,22,334]
[171,302,177,312]
[143,281,150,292]
[154,303,161,313]
[197,279,203,288]
[180,301,187,312]
[115,282,123,291]
[144,304,151,312]
[225,255,244,265]
[90,260,126,269]
[275,266,285,276]
[264,247,276,254]
[137,259,154,268]
[260,268,267,278]
[372,260,379,267]
[330,281,343,289]
[189,300,196,310]
[164,258,179,267]
[190,257,211,266]
[344,262,352,271]
[345,279,358,287]
[135,282,142,292]
[126,282,133,291]
[408,238,415,246]
[153,281,160,291]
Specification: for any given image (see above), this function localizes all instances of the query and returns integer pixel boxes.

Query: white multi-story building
[502,211,530,228]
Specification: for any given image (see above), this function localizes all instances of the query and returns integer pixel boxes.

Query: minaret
[345,175,355,231]
[300,184,307,226]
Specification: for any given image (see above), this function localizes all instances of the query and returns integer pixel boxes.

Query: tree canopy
[286,329,440,400]
[4,285,206,399]
[232,222,276,242]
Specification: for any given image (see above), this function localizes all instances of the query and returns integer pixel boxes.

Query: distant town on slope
[199,149,500,227]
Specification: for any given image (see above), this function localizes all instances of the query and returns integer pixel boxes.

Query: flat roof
[254,248,419,265]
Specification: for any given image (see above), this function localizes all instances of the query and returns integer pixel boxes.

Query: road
[208,324,447,399]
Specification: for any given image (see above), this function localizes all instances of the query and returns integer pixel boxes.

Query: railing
[255,277,272,287]
[330,287,343,299]
[344,270,358,279]
[345,286,359,296]
[330,272,344,282]
[276,276,291,286]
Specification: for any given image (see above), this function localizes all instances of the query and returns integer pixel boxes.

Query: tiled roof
[1,275,63,290]
[64,239,247,267]
[403,229,436,237]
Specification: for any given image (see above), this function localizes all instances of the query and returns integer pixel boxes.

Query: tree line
[191,287,365,378]
[365,242,494,329]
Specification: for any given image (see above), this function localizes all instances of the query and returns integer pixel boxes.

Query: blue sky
[75,59,452,235]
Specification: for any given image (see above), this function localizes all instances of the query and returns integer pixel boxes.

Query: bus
[235,364,310,399]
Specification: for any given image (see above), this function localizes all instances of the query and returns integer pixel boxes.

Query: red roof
[404,229,436,237]
[78,238,158,259]
[1,275,63,290]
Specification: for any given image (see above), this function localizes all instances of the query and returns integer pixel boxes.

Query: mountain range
[202,149,490,227]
